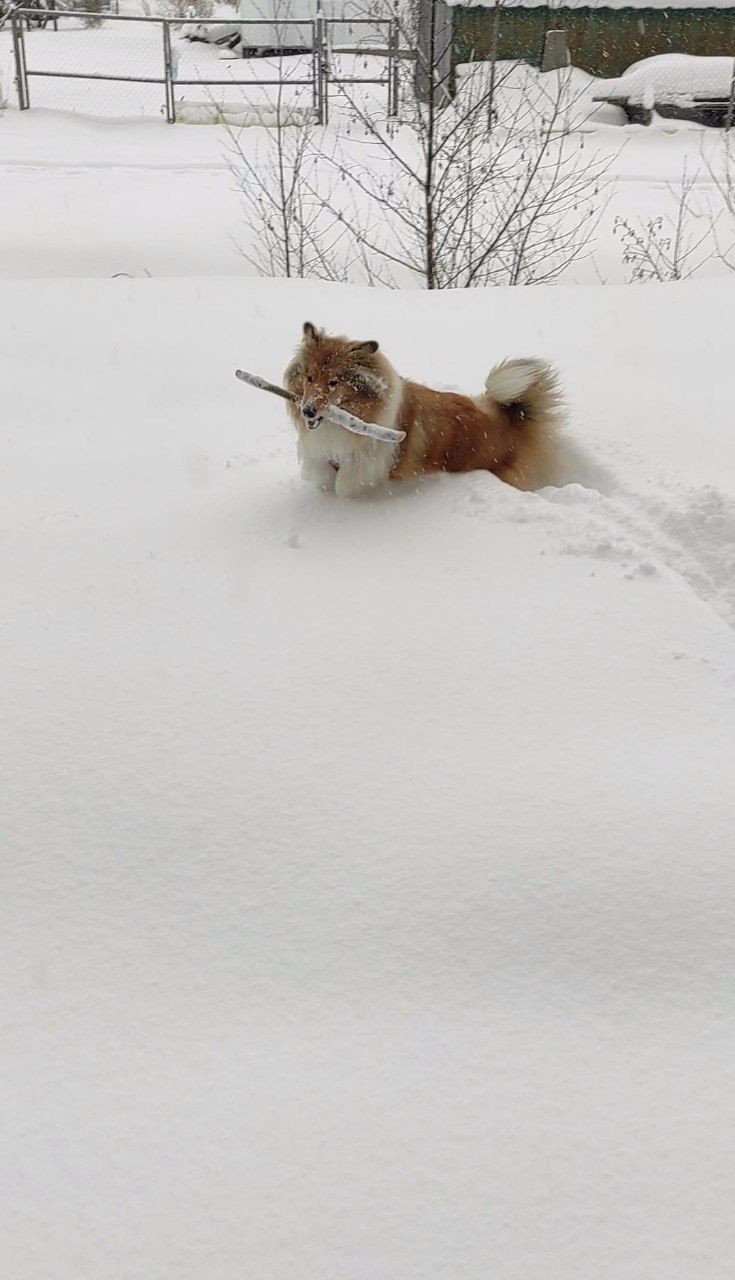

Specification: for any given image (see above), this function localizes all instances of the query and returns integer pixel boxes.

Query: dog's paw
[334,472,368,500]
[301,460,337,493]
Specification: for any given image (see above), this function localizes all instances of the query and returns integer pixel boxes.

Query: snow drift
[1,275,735,1280]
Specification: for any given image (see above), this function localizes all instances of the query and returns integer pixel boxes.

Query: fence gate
[7,7,400,123]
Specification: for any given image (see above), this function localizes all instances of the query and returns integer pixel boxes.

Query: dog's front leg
[334,449,393,499]
[299,456,337,492]
[334,464,372,500]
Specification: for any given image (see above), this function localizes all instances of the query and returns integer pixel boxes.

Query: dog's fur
[284,322,564,498]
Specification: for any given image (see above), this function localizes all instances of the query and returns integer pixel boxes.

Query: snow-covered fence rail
[8,7,401,122]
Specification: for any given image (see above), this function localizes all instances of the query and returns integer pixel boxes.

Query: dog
[284,322,564,498]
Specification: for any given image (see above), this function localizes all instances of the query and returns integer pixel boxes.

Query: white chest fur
[298,423,397,498]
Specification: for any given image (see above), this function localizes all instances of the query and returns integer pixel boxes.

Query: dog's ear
[303,322,319,344]
[350,339,379,355]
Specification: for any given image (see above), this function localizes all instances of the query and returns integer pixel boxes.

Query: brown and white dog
[284,322,564,498]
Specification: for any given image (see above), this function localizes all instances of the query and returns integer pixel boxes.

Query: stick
[235,369,295,403]
[235,369,406,444]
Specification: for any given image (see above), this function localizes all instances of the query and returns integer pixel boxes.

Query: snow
[596,52,735,106]
[2,271,735,1279]
[2,95,735,284]
[2,19,735,1272]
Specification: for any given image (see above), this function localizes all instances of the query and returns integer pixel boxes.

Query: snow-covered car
[593,53,735,126]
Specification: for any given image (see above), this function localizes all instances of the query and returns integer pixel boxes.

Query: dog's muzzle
[301,403,323,430]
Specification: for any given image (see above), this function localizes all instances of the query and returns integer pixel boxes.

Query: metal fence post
[11,12,30,109]
[487,0,501,131]
[315,10,327,126]
[388,17,398,116]
[311,17,319,115]
[162,19,175,123]
[726,54,735,130]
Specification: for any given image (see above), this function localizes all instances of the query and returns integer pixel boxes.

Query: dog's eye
[306,374,313,383]
[328,378,338,389]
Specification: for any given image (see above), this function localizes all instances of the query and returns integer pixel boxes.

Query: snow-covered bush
[615,162,735,283]
[226,75,355,281]
[228,51,609,288]
[79,0,106,28]
[705,131,735,271]
[319,58,610,289]
[142,0,213,20]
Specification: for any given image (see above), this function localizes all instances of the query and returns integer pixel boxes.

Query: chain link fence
[3,4,401,120]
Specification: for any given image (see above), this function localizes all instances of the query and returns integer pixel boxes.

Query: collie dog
[284,322,564,499]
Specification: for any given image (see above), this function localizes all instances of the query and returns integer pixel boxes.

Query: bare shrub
[227,4,609,289]
[703,130,735,272]
[317,9,610,289]
[79,0,107,29]
[614,165,726,283]
[224,40,384,284]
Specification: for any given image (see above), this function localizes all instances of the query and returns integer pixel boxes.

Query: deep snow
[2,274,735,1279]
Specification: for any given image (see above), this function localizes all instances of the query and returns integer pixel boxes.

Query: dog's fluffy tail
[484,358,565,490]
[485,358,564,425]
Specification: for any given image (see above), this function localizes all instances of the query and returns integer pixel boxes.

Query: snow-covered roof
[447,0,735,9]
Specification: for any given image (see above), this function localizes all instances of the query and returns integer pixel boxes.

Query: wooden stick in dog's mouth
[235,369,406,445]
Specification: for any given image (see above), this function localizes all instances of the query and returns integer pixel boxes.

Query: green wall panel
[453,5,735,77]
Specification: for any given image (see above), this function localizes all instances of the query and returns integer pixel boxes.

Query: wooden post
[415,0,453,107]
[540,28,569,73]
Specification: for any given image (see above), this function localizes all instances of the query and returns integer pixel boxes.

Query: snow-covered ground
[2,16,735,1272]
[1,102,735,281]
[2,272,735,1279]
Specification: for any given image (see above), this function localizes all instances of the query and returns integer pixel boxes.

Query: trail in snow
[547,466,735,629]
[427,429,735,631]
[555,478,735,629]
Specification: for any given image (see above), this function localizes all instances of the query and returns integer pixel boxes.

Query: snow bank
[4,95,735,286]
[2,275,735,1280]
[597,53,735,106]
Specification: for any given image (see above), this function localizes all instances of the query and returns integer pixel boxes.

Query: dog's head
[284,322,385,430]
